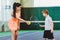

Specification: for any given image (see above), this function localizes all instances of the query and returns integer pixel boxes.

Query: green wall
[21,0,34,7]
[22,7,60,20]
[21,7,60,30]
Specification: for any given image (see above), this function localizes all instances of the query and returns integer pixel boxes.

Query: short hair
[42,9,49,14]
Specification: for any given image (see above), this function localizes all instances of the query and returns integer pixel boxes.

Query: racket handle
[40,25,44,27]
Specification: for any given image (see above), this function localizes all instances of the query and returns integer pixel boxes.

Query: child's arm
[50,21,54,33]
[49,17,54,33]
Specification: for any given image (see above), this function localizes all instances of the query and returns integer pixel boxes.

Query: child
[8,2,27,40]
[40,9,55,40]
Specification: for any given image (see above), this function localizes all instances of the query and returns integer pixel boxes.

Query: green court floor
[0,30,60,37]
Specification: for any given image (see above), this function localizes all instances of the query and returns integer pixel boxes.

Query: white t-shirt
[45,15,53,30]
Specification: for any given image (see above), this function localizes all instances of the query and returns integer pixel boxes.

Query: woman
[8,2,27,40]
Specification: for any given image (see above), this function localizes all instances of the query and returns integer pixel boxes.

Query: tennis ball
[27,21,31,25]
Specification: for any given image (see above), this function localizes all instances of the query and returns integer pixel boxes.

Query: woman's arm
[16,13,28,23]
[18,18,26,22]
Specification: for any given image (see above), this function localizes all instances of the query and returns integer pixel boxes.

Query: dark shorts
[43,30,54,39]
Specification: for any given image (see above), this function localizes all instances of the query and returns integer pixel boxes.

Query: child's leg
[51,39,55,40]
[43,38,46,40]
[15,30,18,40]
[11,31,15,40]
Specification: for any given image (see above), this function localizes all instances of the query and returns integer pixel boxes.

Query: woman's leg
[11,31,15,40]
[15,30,18,40]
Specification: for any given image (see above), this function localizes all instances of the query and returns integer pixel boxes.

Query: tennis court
[0,30,60,40]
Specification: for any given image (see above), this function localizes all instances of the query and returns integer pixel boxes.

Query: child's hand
[51,30,53,33]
